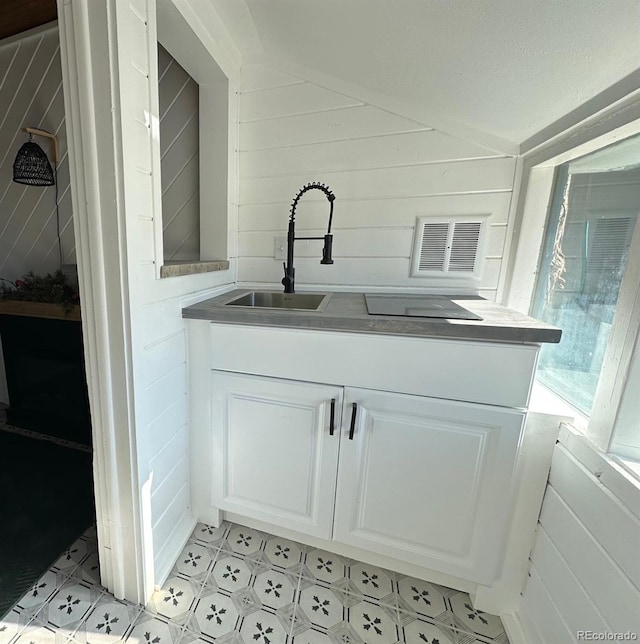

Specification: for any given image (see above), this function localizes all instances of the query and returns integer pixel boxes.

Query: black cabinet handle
[349,402,358,440]
[329,398,336,436]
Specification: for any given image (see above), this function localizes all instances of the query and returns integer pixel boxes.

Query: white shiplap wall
[0,25,74,281]
[110,1,237,586]
[238,64,517,298]
[518,431,640,643]
[158,44,199,261]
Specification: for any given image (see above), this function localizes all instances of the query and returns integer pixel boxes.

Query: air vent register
[410,216,487,279]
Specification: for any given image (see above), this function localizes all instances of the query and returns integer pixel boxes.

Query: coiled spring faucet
[282,182,335,293]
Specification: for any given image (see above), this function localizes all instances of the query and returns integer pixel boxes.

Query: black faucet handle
[282,262,295,293]
[321,234,334,265]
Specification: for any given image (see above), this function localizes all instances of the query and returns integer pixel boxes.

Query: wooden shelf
[0,301,80,321]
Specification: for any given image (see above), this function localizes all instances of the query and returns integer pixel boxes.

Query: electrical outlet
[274,236,287,260]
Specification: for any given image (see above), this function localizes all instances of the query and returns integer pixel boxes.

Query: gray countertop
[182,290,562,344]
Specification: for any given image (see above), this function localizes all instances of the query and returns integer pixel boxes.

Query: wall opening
[158,44,200,263]
[156,0,230,278]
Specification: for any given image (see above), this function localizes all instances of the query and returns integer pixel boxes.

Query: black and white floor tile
[1,521,510,644]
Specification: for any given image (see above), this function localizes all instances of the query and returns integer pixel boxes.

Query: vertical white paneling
[518,433,640,642]
[0,28,74,281]
[238,63,516,295]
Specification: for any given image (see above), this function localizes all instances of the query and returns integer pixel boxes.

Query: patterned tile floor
[0,521,509,644]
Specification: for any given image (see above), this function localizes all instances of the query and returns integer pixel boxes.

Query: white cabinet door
[211,371,343,539]
[333,388,525,584]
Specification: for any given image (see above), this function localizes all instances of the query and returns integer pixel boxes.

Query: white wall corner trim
[499,612,529,644]
[495,155,524,303]
[166,0,242,78]
[208,0,263,60]
[249,52,520,157]
[473,411,563,615]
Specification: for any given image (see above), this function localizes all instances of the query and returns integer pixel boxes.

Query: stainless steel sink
[225,291,332,311]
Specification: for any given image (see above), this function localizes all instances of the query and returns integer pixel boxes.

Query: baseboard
[500,611,528,644]
[153,510,197,590]
[221,510,476,593]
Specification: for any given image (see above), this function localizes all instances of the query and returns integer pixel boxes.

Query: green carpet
[0,430,95,618]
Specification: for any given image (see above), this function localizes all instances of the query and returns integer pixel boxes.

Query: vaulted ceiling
[3,0,638,151]
[211,0,640,149]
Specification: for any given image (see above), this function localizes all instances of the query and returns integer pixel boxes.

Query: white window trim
[529,380,588,432]
[153,0,236,277]
[506,115,640,475]
[557,423,640,522]
[588,214,640,455]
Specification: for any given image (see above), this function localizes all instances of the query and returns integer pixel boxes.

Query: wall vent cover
[411,217,486,278]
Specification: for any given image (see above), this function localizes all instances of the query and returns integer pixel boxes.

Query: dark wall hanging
[12,126,59,186]
[12,126,64,267]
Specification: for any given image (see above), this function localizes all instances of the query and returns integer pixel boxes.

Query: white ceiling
[210,0,640,149]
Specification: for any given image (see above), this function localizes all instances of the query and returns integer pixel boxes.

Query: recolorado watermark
[576,633,637,641]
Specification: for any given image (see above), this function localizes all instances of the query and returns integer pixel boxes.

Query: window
[531,156,639,414]
[524,132,640,462]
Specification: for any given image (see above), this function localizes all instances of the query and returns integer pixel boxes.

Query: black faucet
[282,182,335,293]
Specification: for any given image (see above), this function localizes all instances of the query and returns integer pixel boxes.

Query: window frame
[152,0,234,278]
[506,118,640,464]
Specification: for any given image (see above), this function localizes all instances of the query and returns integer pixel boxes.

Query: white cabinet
[333,388,524,584]
[186,323,542,593]
[210,370,524,584]
[211,371,343,539]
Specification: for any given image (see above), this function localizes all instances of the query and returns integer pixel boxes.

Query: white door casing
[56,0,148,600]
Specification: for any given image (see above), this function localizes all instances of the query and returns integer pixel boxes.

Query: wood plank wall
[238,64,517,298]
[112,1,237,586]
[158,44,200,261]
[0,26,73,282]
[518,434,640,642]
[0,25,72,405]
